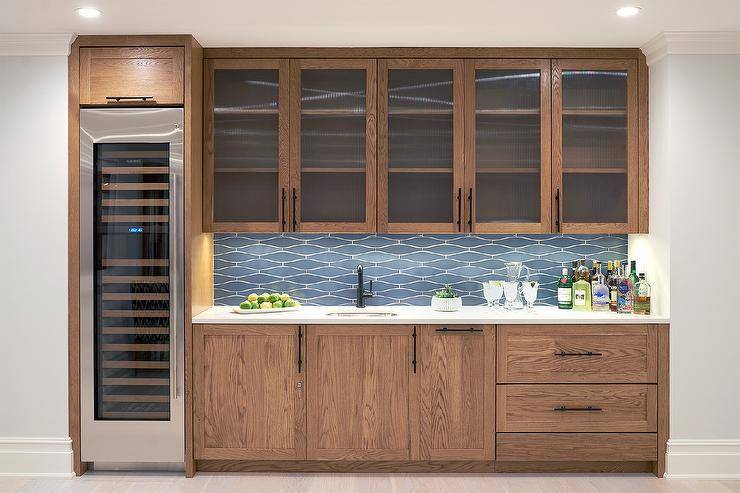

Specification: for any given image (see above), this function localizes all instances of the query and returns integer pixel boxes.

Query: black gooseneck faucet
[356,264,373,308]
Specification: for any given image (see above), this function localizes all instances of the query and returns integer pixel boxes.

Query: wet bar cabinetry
[192,322,667,476]
[203,50,648,234]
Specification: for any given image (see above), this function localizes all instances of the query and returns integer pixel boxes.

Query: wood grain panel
[494,461,653,474]
[197,459,495,473]
[79,47,184,105]
[496,384,657,432]
[496,433,657,461]
[194,325,305,460]
[417,325,494,460]
[497,325,657,383]
[307,325,412,460]
[638,52,650,233]
[656,324,670,477]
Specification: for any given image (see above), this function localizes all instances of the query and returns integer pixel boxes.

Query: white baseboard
[0,437,73,478]
[665,439,740,479]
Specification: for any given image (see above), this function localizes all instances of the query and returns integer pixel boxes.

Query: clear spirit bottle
[634,273,652,315]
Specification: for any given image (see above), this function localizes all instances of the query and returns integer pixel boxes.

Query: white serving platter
[231,306,301,315]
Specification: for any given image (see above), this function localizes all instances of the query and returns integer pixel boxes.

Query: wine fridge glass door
[80,108,184,464]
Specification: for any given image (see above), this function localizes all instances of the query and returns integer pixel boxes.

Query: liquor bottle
[617,262,633,313]
[629,260,640,288]
[557,267,573,309]
[572,264,592,312]
[608,263,619,312]
[571,261,579,283]
[634,273,652,315]
[591,262,610,311]
[576,260,591,283]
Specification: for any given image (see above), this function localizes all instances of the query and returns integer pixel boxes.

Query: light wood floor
[1,473,739,493]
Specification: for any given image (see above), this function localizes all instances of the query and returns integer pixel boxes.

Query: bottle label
[593,285,610,309]
[574,288,587,306]
[557,288,572,302]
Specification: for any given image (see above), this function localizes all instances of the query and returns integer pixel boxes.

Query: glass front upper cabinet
[204,59,289,232]
[378,60,464,233]
[290,60,377,232]
[552,59,638,233]
[464,59,552,233]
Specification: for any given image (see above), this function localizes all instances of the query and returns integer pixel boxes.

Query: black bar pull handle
[436,327,483,333]
[281,188,287,232]
[456,188,462,232]
[553,406,602,412]
[292,188,298,232]
[555,188,561,232]
[554,350,603,357]
[467,188,473,231]
[106,96,154,102]
[412,326,417,374]
[297,326,303,373]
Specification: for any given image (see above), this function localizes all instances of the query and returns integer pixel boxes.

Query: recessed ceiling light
[76,7,102,18]
[616,6,641,17]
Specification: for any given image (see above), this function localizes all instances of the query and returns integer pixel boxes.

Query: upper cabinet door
[203,59,290,232]
[80,47,184,105]
[552,59,639,233]
[378,60,465,233]
[290,60,377,232]
[464,59,552,233]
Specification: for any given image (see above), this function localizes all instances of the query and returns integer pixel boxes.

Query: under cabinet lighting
[76,7,102,18]
[616,6,641,17]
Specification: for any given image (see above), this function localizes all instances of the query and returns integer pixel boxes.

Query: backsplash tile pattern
[214,234,627,307]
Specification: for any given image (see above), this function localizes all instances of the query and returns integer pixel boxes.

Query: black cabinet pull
[555,187,561,232]
[553,406,602,412]
[292,188,298,232]
[106,96,154,102]
[412,326,417,374]
[456,188,462,232]
[467,188,473,231]
[297,326,303,373]
[281,188,287,232]
[554,351,603,357]
[436,327,483,333]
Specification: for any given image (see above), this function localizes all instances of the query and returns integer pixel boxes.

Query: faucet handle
[364,280,374,298]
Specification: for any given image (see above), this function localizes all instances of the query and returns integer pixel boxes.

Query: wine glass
[482,280,503,310]
[503,281,519,310]
[522,281,540,311]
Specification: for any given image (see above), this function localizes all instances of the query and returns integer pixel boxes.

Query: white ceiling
[1,0,739,48]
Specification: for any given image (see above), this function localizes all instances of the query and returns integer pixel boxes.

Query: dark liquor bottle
[608,262,619,312]
[557,267,573,309]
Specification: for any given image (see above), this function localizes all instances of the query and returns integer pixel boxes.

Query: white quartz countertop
[193,305,669,325]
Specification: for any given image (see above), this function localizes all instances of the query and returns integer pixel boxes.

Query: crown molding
[0,33,76,57]
[642,31,740,65]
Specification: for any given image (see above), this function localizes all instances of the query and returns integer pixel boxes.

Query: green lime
[284,299,297,308]
[239,301,251,310]
[280,293,290,302]
[260,301,272,309]
[257,295,267,303]
[273,300,283,309]
[269,293,280,303]
[250,301,259,309]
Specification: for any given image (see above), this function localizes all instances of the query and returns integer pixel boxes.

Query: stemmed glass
[482,280,503,310]
[503,281,520,310]
[522,281,540,311]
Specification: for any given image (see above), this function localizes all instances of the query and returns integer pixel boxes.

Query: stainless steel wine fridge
[80,108,184,467]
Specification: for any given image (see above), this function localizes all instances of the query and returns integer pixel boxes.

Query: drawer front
[80,47,184,105]
[497,325,657,383]
[496,384,657,432]
[496,433,657,461]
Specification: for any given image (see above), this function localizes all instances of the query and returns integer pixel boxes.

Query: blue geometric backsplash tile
[213,234,628,307]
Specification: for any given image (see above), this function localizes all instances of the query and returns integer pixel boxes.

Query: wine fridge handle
[170,171,180,399]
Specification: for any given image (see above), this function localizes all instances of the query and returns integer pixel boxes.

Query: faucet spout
[356,264,373,308]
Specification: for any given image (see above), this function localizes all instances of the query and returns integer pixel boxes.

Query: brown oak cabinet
[203,53,647,234]
[193,325,305,460]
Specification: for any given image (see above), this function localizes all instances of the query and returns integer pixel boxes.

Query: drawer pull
[553,405,603,412]
[554,351,603,357]
[436,327,483,333]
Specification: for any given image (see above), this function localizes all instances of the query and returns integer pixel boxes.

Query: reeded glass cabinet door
[553,59,638,233]
[378,60,464,233]
[290,59,377,232]
[205,59,289,232]
[464,59,552,233]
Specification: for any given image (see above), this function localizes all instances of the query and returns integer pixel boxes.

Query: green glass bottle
[557,267,573,309]
[572,263,592,311]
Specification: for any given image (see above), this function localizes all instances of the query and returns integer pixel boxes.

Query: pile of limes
[239,292,300,310]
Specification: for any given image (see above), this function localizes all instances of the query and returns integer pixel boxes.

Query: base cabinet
[416,325,494,460]
[193,325,305,460]
[306,325,413,460]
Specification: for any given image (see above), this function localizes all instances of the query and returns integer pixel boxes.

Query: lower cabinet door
[194,325,306,460]
[416,325,495,460]
[306,325,413,460]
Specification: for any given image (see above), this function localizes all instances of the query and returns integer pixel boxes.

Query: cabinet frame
[464,59,553,233]
[289,59,378,232]
[378,59,465,233]
[193,324,306,460]
[552,58,639,233]
[203,58,290,232]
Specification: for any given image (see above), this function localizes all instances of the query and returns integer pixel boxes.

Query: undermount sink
[326,310,398,318]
